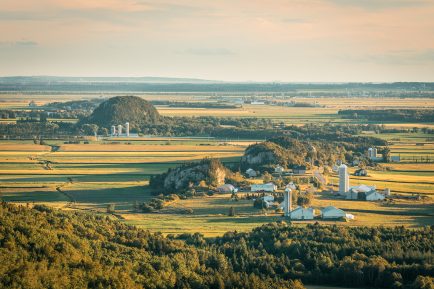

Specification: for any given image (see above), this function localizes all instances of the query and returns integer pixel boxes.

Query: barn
[289,207,315,220]
[251,182,277,192]
[321,206,346,219]
[365,191,385,201]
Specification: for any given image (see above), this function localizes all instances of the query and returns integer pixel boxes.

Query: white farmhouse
[321,206,346,219]
[251,182,277,192]
[365,191,385,201]
[289,207,315,220]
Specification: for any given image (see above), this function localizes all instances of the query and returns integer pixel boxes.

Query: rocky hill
[87,95,160,127]
[241,136,350,169]
[150,158,227,192]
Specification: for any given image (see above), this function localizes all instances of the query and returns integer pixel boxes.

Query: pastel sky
[1,0,434,82]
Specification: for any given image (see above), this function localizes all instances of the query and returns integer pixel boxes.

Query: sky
[0,0,434,82]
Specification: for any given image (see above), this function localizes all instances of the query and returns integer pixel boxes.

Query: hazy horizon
[1,0,434,82]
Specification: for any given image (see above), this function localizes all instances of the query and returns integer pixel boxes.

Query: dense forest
[0,202,433,289]
[0,202,304,289]
[339,109,434,123]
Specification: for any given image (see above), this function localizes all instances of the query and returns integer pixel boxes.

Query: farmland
[1,94,434,236]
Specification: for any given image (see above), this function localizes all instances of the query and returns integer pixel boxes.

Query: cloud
[341,49,434,65]
[182,48,236,56]
[326,0,432,10]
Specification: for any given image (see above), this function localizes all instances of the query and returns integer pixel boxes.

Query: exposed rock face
[157,159,227,192]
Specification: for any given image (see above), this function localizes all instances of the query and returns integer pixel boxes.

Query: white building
[125,122,130,137]
[246,168,257,178]
[282,189,292,217]
[217,184,237,193]
[346,184,376,200]
[289,206,315,220]
[321,206,346,219]
[339,164,349,195]
[368,147,378,160]
[365,191,385,201]
[251,182,277,192]
[275,165,285,174]
[261,195,275,208]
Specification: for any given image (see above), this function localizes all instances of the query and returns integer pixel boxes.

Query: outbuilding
[251,182,277,192]
[217,184,237,193]
[321,206,346,219]
[365,191,385,201]
[289,206,315,220]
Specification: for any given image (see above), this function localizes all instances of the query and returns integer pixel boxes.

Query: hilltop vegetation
[86,96,160,128]
[1,202,432,289]
[241,135,384,169]
[0,202,304,289]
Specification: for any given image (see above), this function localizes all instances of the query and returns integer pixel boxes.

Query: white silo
[117,124,122,136]
[125,122,130,137]
[283,188,292,217]
[338,164,349,194]
[111,125,116,136]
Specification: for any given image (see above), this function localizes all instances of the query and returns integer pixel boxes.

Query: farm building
[365,191,385,201]
[321,206,346,219]
[245,168,257,178]
[261,195,275,208]
[251,182,277,192]
[293,165,307,175]
[339,164,349,195]
[354,168,367,176]
[274,165,285,174]
[289,207,315,220]
[346,184,376,200]
[217,184,237,193]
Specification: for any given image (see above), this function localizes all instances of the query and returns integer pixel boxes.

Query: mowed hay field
[0,141,245,207]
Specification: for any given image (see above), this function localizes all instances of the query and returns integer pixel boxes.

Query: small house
[251,182,277,192]
[321,206,346,219]
[289,206,315,220]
